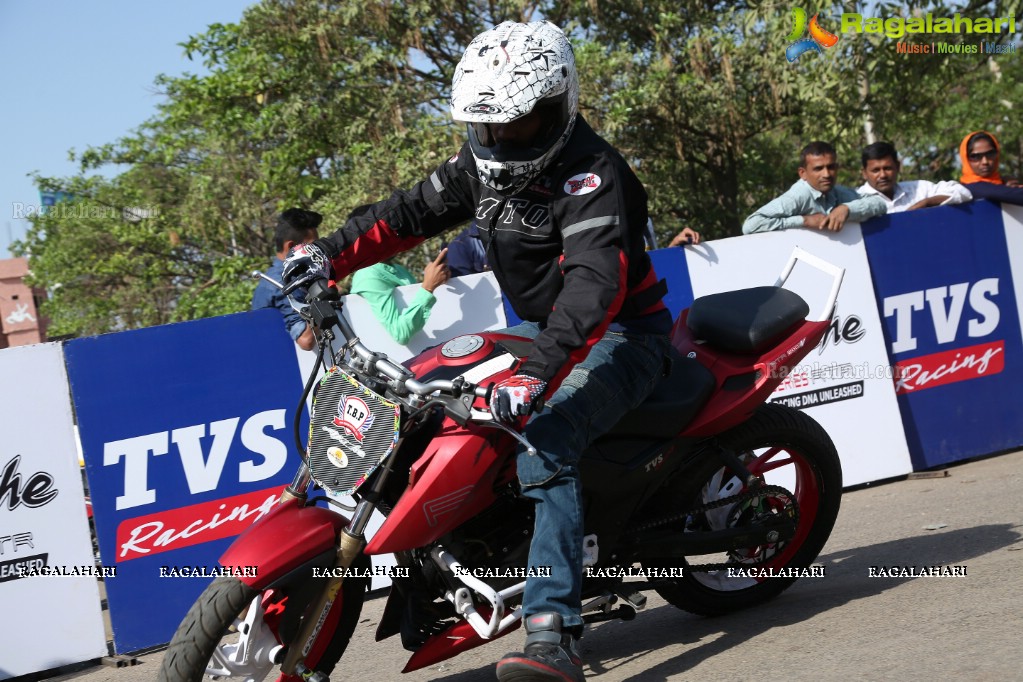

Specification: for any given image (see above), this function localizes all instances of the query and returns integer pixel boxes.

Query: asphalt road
[46,449,1023,682]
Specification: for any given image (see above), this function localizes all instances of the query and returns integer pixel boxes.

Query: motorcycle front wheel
[158,569,368,682]
[643,403,842,616]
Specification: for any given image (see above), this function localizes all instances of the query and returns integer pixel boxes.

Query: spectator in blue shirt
[445,223,490,277]
[252,208,321,350]
[743,141,887,234]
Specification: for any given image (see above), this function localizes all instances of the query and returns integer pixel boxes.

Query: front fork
[279,461,384,677]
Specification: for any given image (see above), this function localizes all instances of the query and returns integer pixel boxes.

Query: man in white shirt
[857,141,972,213]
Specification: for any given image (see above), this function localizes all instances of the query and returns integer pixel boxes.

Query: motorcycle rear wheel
[158,571,367,682]
[644,403,842,616]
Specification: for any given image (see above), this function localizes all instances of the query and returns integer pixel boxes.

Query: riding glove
[281,243,332,295]
[490,374,548,423]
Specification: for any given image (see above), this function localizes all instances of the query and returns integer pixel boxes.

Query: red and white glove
[281,243,332,295]
[490,374,548,423]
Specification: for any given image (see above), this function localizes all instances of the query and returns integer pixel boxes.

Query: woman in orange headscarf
[958,131,1023,205]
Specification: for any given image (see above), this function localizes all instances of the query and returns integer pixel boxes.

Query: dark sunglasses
[968,150,998,162]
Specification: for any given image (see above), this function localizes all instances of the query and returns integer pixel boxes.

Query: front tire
[159,577,263,681]
[644,403,842,616]
[159,568,368,681]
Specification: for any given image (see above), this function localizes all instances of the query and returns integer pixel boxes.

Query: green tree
[570,0,1023,240]
[820,0,1023,186]
[17,0,1023,337]
[571,2,819,239]
[17,0,554,336]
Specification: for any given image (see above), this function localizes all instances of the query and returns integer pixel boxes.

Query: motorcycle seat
[607,349,716,439]
[686,286,810,355]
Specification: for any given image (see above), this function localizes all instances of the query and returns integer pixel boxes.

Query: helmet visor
[467,95,570,163]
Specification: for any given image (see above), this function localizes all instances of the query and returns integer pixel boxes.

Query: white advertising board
[293,272,508,587]
[342,271,508,361]
[0,343,107,679]
[683,225,914,487]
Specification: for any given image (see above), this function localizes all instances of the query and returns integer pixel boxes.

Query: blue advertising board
[862,200,1023,469]
[649,245,696,318]
[65,310,308,652]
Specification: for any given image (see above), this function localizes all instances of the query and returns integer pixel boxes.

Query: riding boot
[495,612,584,682]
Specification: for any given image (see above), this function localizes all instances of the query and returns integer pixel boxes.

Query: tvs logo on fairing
[564,173,601,196]
[644,453,665,473]
[883,278,1003,393]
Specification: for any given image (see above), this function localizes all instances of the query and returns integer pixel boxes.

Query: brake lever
[469,410,538,457]
[252,270,284,289]
[252,270,315,319]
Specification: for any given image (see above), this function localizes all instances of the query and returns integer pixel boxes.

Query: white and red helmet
[451,21,579,195]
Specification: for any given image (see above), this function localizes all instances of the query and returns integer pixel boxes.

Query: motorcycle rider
[282,21,670,682]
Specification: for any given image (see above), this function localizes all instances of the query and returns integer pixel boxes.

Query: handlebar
[252,272,535,455]
[313,283,488,400]
[254,272,489,402]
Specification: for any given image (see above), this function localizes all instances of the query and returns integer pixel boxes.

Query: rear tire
[644,403,842,616]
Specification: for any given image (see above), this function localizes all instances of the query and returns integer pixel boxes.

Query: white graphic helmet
[450,21,579,195]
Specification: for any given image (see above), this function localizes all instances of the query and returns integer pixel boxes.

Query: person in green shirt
[349,248,450,344]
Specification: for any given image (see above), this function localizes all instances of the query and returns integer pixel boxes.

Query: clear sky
[0,0,256,258]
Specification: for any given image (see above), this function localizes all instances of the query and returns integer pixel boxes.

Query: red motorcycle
[160,250,844,681]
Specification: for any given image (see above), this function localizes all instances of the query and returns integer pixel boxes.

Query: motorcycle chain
[632,483,800,574]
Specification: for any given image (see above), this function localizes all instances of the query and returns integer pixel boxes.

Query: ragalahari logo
[786,8,840,62]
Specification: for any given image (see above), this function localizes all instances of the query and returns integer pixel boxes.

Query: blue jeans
[502,322,671,629]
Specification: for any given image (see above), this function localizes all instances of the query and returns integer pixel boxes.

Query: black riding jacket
[314,116,669,382]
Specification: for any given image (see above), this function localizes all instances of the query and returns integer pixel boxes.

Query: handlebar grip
[307,279,339,301]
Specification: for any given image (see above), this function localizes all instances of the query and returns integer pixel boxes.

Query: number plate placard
[307,367,401,496]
